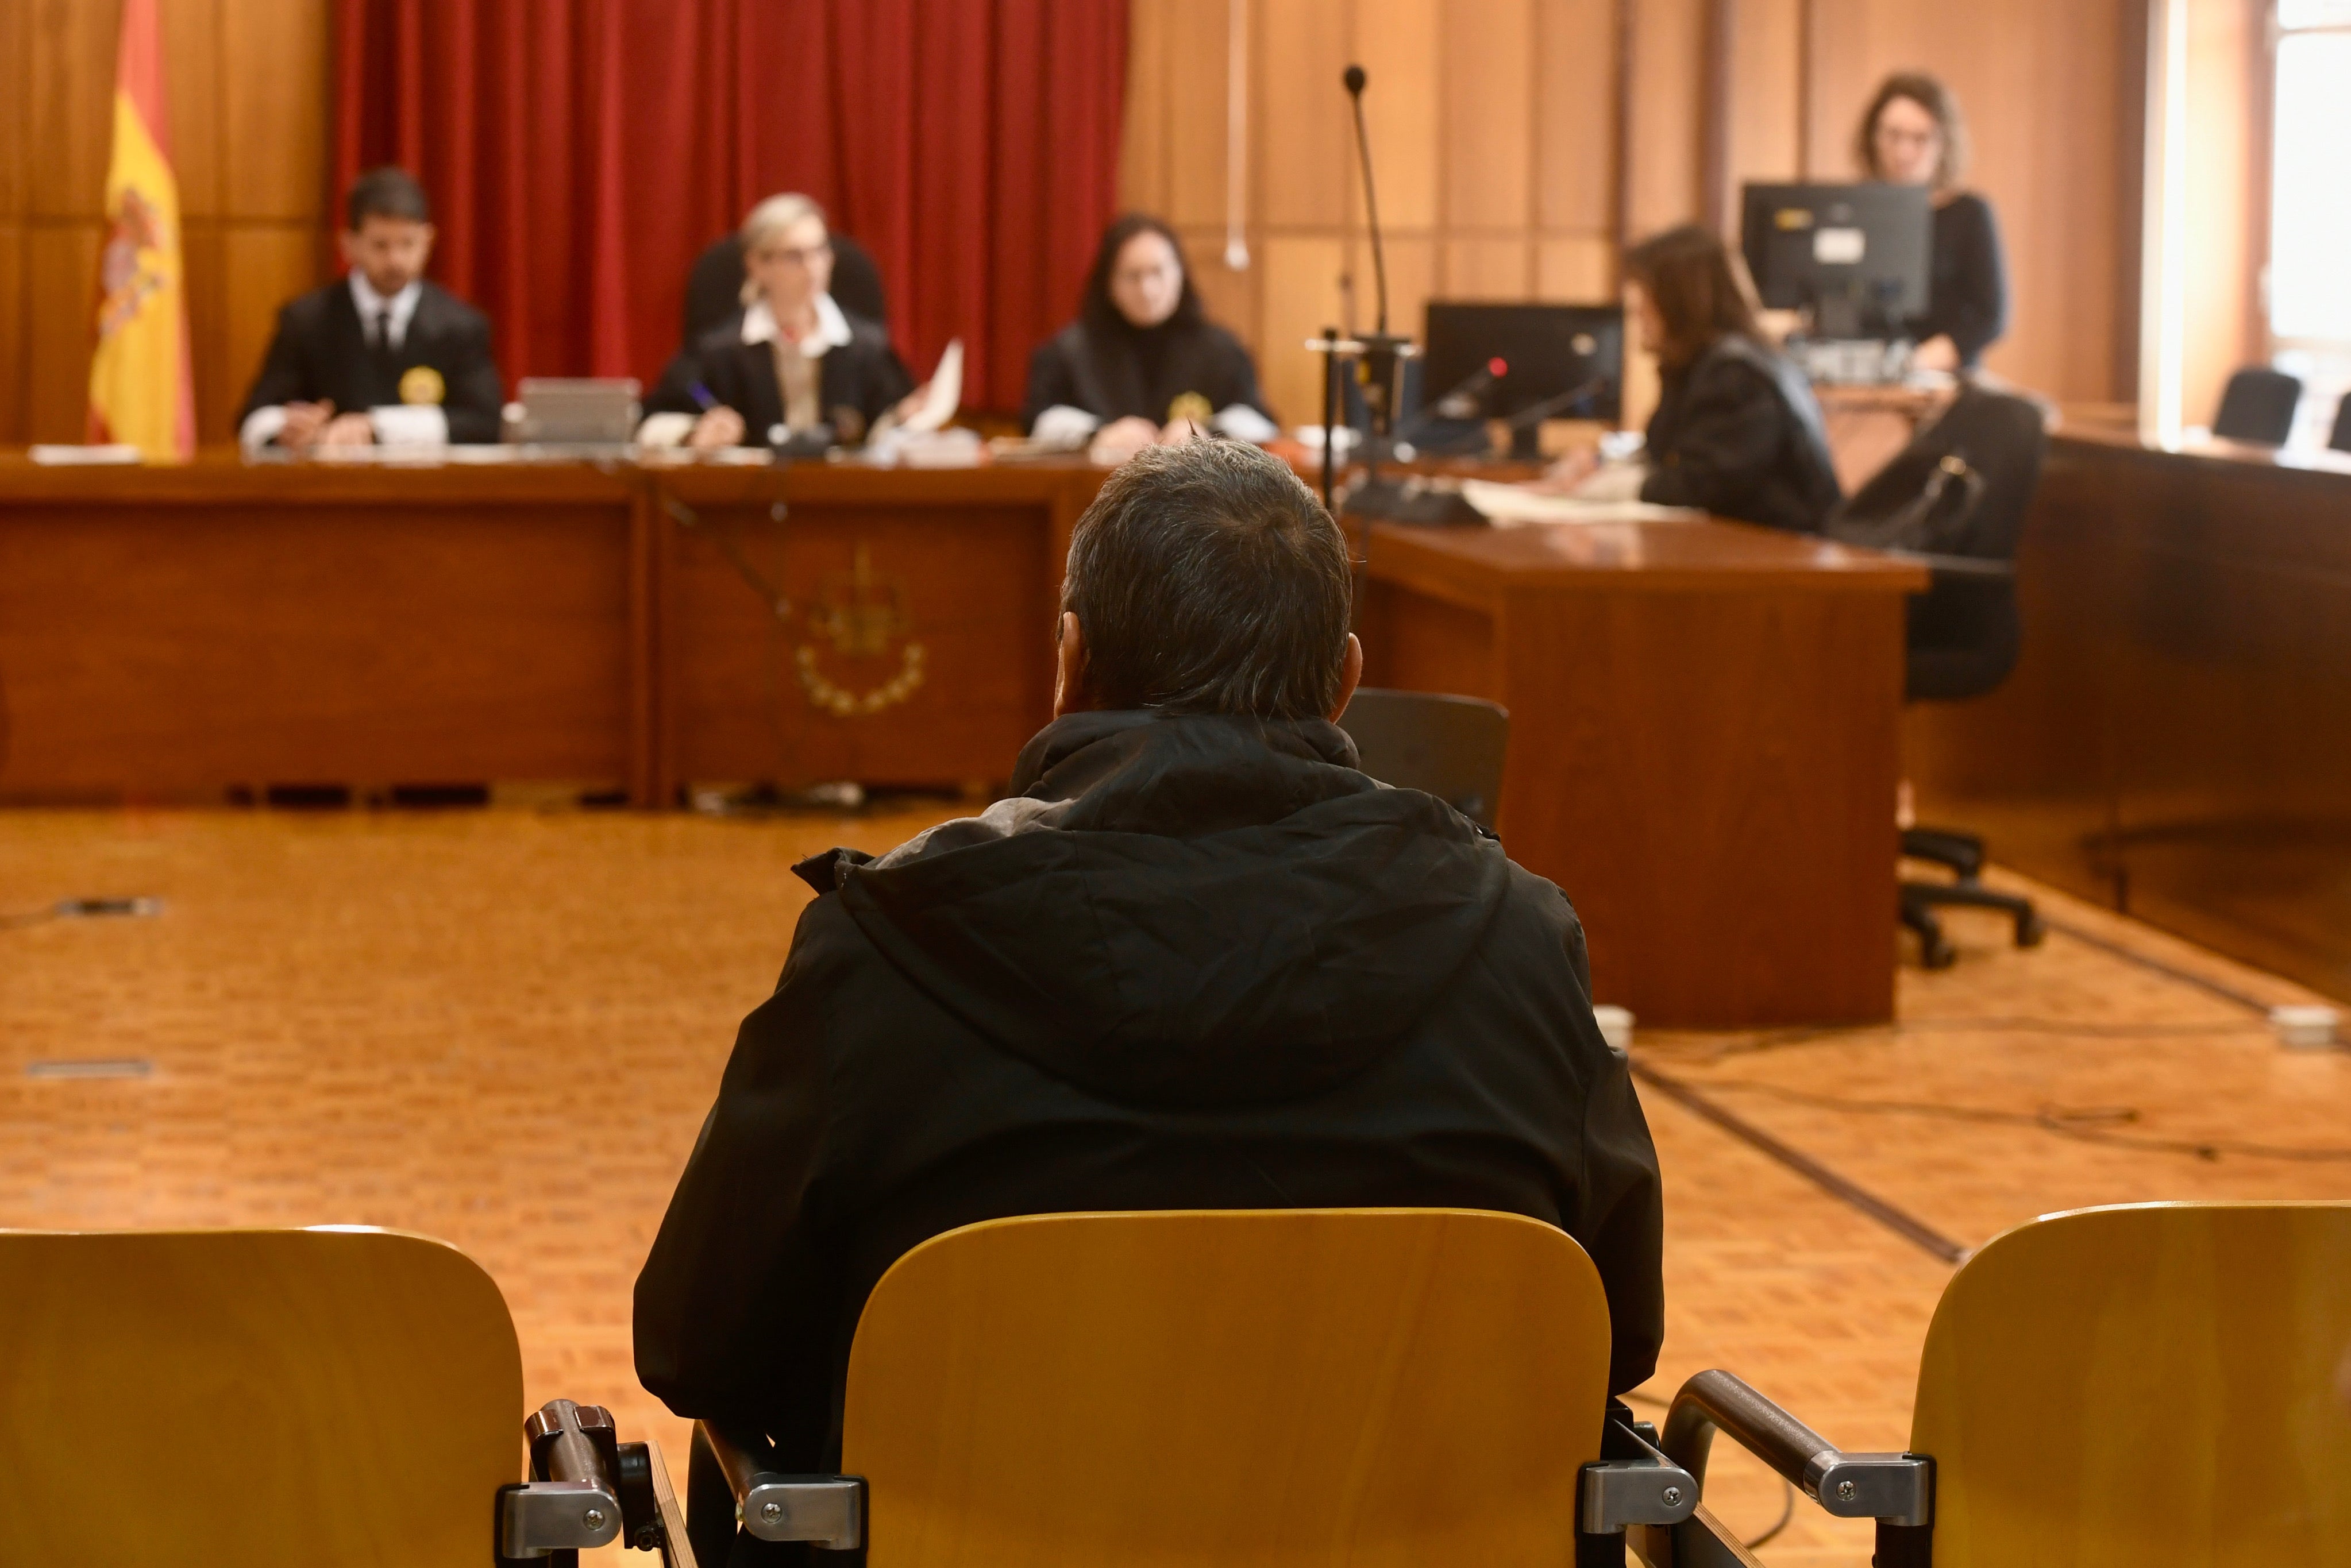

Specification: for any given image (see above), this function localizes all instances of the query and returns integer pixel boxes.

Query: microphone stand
[1322,64,1427,524]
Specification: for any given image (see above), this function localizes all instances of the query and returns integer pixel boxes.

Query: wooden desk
[0,455,651,800]
[1357,517,1927,1028]
[0,454,1105,805]
[650,462,1102,801]
[1907,428,2351,1003]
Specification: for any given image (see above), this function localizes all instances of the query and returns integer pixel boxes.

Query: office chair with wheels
[679,230,890,350]
[2211,366,2302,445]
[2330,392,2351,453]
[1652,1201,2351,1566]
[1338,687,1511,828]
[1837,386,2050,967]
[695,1208,1697,1566]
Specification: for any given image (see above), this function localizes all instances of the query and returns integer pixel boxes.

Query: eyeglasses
[756,243,833,268]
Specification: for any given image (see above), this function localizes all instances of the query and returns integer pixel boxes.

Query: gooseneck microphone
[1343,65,1388,337]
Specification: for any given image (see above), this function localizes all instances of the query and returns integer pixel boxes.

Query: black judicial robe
[1020,317,1270,432]
[645,310,914,447]
[1641,333,1842,535]
[238,280,505,443]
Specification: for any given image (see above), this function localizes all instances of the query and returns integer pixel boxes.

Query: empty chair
[2211,366,2302,445]
[1656,1201,2351,1565]
[695,1208,1698,1565]
[1338,687,1510,827]
[2331,392,2351,453]
[0,1227,523,1567]
[1839,386,2051,965]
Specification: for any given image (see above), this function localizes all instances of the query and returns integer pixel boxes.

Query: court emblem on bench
[796,544,927,717]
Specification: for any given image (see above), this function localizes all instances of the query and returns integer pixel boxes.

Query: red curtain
[332,1,1128,414]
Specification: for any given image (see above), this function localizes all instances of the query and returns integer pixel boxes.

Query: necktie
[371,307,397,403]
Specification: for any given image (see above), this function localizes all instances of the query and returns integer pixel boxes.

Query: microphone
[1342,65,1386,336]
[1390,358,1508,446]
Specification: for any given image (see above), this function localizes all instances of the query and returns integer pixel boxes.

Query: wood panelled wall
[0,0,331,447]
[1121,0,2145,426]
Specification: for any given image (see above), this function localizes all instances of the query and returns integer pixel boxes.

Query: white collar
[349,272,423,324]
[742,293,853,359]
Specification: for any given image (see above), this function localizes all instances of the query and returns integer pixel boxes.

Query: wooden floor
[5,805,2347,1567]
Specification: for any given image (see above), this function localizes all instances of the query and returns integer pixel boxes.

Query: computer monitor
[1740,183,1931,340]
[1417,302,1623,455]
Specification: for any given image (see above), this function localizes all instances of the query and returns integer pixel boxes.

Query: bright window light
[2271,26,2351,343]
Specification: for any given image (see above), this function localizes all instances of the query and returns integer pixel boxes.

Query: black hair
[1080,214,1205,334]
[345,167,431,231]
[1061,441,1353,720]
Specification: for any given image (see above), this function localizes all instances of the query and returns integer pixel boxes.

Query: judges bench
[0,451,1924,1025]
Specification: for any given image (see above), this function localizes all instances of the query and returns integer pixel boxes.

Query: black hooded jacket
[633,710,1665,1474]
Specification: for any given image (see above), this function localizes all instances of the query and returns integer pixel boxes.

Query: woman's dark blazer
[1640,334,1842,534]
[646,308,912,446]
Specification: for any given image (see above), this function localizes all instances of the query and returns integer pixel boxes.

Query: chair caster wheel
[2015,914,2046,948]
[1921,934,1956,970]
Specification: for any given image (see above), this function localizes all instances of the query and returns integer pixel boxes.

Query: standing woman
[1857,72,2006,373]
[1023,214,1276,461]
[1551,226,1841,534]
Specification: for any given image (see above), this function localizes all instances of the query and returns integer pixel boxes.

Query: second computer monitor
[1740,183,1931,340]
[1420,302,1624,429]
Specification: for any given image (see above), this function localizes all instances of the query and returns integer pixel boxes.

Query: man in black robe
[237,168,503,450]
[633,439,1666,1563]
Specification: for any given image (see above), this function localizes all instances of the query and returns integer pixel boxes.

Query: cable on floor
[1687,1077,2351,1163]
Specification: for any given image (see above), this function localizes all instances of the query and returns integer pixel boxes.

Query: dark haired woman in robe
[1022,214,1275,462]
[1548,224,1840,534]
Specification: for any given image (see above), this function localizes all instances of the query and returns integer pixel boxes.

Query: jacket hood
[819,710,1514,1109]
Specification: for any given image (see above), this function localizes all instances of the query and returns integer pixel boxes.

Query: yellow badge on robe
[1166,391,1213,428]
[399,365,446,406]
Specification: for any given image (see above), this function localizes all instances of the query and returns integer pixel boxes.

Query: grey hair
[1060,441,1354,721]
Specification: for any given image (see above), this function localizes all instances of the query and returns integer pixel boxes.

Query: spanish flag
[87,0,195,461]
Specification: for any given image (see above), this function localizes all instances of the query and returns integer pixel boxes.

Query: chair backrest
[2329,393,2351,454]
[841,1208,1612,1566]
[1338,688,1511,827]
[1879,386,2049,702]
[2211,366,2302,445]
[682,230,891,349]
[1911,1202,2351,1567]
[0,1227,523,1568]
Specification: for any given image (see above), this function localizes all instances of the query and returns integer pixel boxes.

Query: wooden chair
[1654,1202,2351,1566]
[0,1226,525,1568]
[700,1207,1697,1566]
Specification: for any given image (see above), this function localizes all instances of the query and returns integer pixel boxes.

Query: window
[2270,0,2351,345]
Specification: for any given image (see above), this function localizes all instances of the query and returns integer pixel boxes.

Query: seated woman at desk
[644,194,914,450]
[1551,225,1840,534]
[1857,72,2006,372]
[1022,215,1277,462]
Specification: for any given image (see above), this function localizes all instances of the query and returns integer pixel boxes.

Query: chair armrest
[1662,1371,1933,1565]
[693,1419,866,1550]
[501,1399,699,1568]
